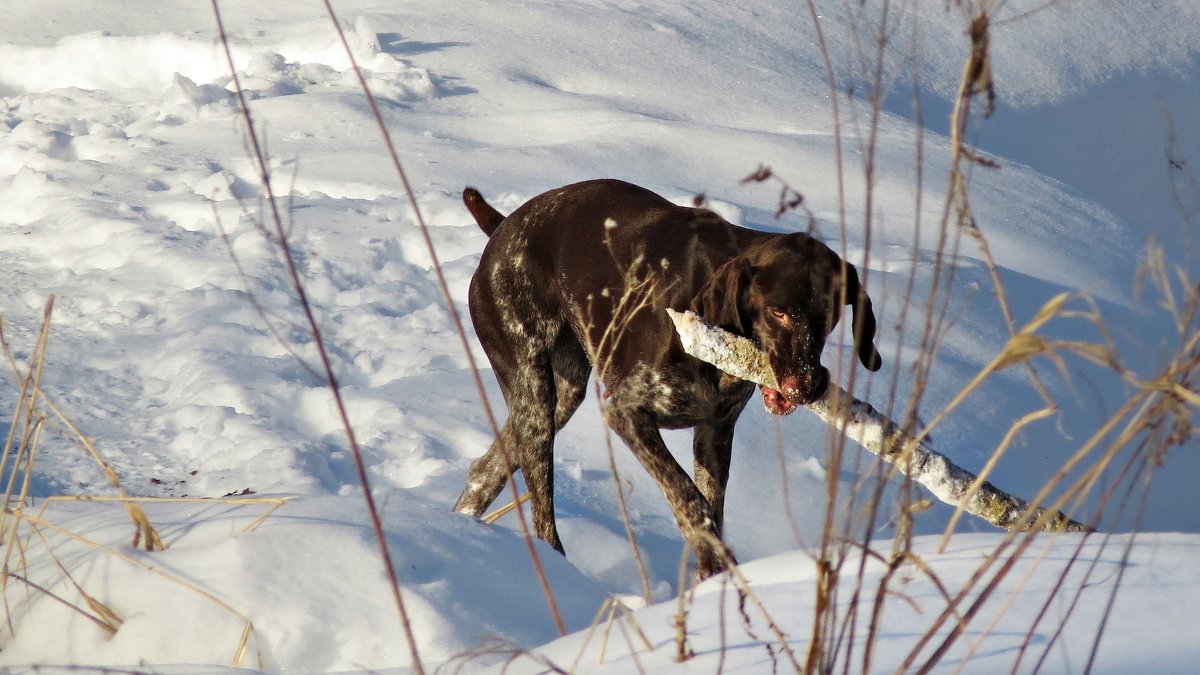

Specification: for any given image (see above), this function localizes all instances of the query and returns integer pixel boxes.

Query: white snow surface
[0,1,1197,671]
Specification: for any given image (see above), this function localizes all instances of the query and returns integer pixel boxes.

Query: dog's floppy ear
[691,257,753,336]
[842,263,883,371]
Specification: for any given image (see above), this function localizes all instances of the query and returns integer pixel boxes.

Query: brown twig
[210,2,427,669]
[315,0,566,639]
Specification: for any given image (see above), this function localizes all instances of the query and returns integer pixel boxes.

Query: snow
[528,532,1200,674]
[0,1,1197,672]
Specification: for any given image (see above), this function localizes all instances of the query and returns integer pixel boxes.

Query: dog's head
[690,233,882,415]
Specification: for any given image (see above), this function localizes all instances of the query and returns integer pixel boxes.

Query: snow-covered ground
[0,1,1196,671]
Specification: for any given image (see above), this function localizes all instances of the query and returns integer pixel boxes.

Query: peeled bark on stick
[666,309,1092,533]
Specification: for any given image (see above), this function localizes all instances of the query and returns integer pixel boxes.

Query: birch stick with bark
[666,309,1092,533]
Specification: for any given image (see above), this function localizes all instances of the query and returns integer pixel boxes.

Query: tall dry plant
[777,2,1200,673]
[207,2,447,671]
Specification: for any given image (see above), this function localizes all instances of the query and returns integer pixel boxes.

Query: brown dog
[454,179,881,578]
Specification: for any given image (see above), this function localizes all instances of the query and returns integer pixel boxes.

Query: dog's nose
[778,375,803,402]
[779,369,828,404]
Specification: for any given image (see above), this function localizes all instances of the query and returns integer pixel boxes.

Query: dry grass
[781,2,1200,673]
[0,297,293,669]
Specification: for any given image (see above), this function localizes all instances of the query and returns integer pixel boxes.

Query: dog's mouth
[761,385,799,416]
[760,369,829,416]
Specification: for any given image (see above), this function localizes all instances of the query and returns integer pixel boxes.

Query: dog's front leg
[604,405,733,579]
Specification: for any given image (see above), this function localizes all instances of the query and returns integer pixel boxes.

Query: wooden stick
[666,309,1092,533]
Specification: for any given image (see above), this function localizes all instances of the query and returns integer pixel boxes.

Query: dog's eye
[769,308,788,321]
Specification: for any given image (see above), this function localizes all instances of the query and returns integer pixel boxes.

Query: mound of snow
[0,496,606,670]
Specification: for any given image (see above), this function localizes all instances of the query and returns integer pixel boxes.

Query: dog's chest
[611,363,753,429]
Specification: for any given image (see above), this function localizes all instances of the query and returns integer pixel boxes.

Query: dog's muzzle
[761,369,828,415]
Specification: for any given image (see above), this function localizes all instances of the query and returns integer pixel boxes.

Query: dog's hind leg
[453,350,565,554]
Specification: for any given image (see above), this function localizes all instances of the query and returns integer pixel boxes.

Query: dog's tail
[463,187,506,237]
